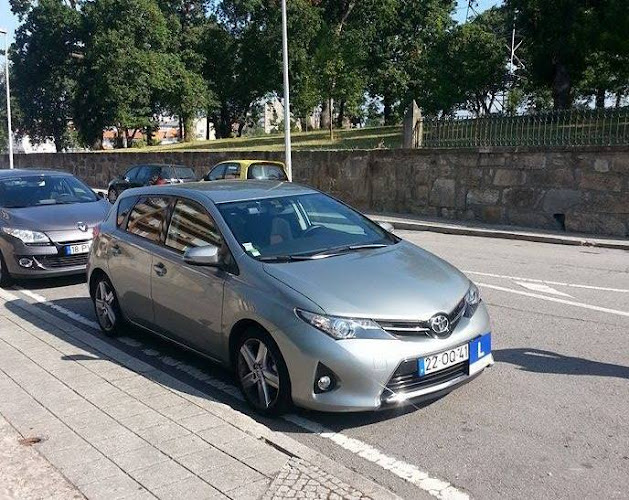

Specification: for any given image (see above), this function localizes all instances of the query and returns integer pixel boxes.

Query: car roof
[126,164,191,169]
[122,180,318,204]
[0,168,75,178]
[214,160,285,168]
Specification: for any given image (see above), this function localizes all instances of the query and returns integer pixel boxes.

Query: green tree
[75,0,176,147]
[10,0,81,151]
[506,0,627,109]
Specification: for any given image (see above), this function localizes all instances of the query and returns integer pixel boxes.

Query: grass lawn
[136,125,402,152]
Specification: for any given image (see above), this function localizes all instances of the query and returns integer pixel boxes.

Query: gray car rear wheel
[236,329,291,415]
[93,275,123,336]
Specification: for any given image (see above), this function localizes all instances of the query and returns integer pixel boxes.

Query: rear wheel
[236,328,291,415]
[93,275,123,336]
[108,187,119,203]
[0,252,13,288]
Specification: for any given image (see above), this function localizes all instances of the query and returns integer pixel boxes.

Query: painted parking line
[477,282,629,318]
[465,270,629,293]
[6,287,469,500]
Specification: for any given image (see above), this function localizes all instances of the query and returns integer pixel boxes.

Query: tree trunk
[121,127,128,149]
[552,63,572,110]
[595,88,605,109]
[321,99,331,130]
[183,116,195,142]
[336,100,345,128]
[616,93,622,108]
[206,115,211,140]
[383,95,394,125]
[237,121,245,137]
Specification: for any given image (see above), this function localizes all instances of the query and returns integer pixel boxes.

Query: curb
[0,289,402,500]
[369,214,629,251]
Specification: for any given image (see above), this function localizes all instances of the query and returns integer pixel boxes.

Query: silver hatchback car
[88,181,493,414]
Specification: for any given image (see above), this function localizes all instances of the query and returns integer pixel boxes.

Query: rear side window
[125,166,141,181]
[247,164,287,181]
[206,164,226,181]
[116,196,137,227]
[173,166,196,180]
[165,199,222,253]
[126,197,170,242]
[224,163,241,179]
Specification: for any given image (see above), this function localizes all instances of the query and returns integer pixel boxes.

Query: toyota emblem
[429,314,450,338]
[77,222,89,232]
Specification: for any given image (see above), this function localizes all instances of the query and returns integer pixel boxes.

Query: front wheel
[93,275,123,336]
[236,329,291,415]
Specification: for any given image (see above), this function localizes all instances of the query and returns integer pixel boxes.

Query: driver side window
[207,165,226,181]
[165,199,223,253]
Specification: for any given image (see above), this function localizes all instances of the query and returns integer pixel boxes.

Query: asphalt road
[7,230,629,500]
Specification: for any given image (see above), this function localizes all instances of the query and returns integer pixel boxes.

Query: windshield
[217,193,397,260]
[0,175,99,208]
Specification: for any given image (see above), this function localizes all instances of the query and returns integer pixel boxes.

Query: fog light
[314,363,338,394]
[18,258,33,268]
[317,376,332,391]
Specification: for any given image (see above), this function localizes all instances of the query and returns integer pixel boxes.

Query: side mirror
[183,244,220,266]
[378,221,395,234]
[94,191,106,199]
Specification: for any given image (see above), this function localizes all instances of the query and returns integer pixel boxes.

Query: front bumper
[278,303,493,412]
[1,236,91,279]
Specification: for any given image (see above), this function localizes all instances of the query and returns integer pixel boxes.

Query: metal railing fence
[415,107,629,148]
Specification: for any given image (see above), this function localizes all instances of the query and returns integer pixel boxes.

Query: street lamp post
[281,0,292,181]
[0,29,13,169]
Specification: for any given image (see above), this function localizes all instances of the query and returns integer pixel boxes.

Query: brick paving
[0,289,387,500]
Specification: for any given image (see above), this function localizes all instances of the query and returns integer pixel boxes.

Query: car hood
[262,241,470,320]
[0,200,111,231]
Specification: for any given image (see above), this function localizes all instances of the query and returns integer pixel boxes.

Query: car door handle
[111,244,121,256]
[153,262,167,277]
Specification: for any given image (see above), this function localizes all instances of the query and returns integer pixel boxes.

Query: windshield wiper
[258,254,319,262]
[311,243,389,258]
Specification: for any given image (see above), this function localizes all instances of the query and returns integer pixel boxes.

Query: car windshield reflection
[217,193,397,260]
[0,175,99,208]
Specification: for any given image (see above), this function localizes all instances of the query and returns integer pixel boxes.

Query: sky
[0,0,500,46]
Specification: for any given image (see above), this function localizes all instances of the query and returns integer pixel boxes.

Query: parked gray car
[87,181,493,414]
[0,170,111,285]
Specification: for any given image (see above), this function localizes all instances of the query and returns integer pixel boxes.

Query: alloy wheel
[95,280,117,331]
[237,338,281,410]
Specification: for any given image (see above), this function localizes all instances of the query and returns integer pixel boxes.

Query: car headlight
[464,283,481,317]
[1,227,51,245]
[295,309,392,340]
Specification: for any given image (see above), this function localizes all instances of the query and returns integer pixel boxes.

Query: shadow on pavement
[5,295,439,436]
[9,274,87,290]
[495,348,629,380]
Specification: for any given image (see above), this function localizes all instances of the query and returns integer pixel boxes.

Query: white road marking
[514,281,573,298]
[16,287,101,329]
[6,287,469,500]
[477,282,629,318]
[465,270,629,293]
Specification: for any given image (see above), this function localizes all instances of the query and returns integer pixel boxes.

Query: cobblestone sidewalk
[0,289,398,500]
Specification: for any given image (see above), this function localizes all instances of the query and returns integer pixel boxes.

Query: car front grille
[35,254,89,269]
[381,359,468,401]
[377,297,468,338]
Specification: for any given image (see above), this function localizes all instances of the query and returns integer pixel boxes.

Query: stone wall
[1,146,628,237]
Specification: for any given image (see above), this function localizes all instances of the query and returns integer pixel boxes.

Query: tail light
[155,176,167,185]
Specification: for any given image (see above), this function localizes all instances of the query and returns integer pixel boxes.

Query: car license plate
[419,344,469,376]
[64,242,91,255]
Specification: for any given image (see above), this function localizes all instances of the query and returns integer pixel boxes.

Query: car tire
[235,327,291,416]
[108,187,119,203]
[92,274,124,336]
[0,252,13,288]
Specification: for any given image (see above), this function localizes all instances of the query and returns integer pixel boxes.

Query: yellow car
[202,160,288,182]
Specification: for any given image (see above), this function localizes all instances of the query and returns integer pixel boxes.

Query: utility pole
[281,0,292,181]
[0,29,13,169]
